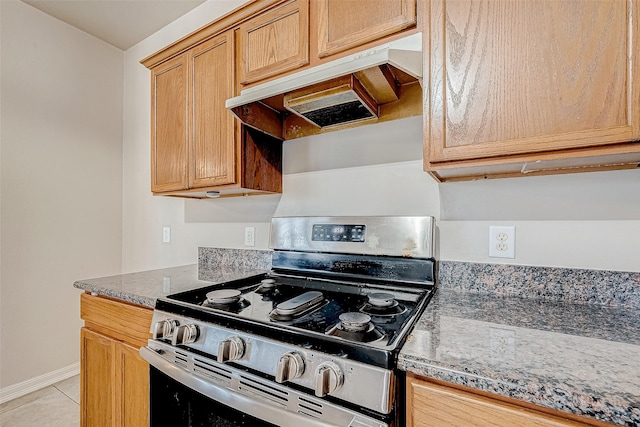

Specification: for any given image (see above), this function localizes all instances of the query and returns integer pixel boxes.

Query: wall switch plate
[162,226,171,243]
[162,276,171,293]
[244,227,255,247]
[489,225,515,258]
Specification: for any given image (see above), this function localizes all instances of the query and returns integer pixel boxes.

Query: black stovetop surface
[156,271,434,368]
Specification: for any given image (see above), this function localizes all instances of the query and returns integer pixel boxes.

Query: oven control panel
[311,224,365,242]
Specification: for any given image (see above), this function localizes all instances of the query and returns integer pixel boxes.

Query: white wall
[0,1,123,389]
[122,0,640,275]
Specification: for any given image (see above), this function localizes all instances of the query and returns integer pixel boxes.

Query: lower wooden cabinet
[80,293,152,427]
[407,376,598,427]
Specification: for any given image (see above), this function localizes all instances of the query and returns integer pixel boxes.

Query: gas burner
[361,292,407,316]
[368,293,396,308]
[339,312,371,332]
[269,291,326,321]
[206,289,242,305]
[326,312,385,343]
[202,289,250,313]
[255,278,277,294]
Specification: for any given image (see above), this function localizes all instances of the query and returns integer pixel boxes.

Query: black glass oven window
[150,367,276,427]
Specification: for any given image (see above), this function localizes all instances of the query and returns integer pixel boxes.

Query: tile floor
[0,375,79,427]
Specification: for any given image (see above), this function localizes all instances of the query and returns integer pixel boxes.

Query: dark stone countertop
[73,264,267,308]
[398,288,640,426]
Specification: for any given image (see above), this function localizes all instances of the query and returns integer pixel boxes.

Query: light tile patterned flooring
[0,375,79,427]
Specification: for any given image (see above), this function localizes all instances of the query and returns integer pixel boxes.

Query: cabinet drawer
[408,378,592,427]
[80,293,152,347]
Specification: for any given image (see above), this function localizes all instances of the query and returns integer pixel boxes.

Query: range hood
[226,33,423,140]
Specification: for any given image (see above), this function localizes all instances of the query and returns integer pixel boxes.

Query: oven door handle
[140,346,382,427]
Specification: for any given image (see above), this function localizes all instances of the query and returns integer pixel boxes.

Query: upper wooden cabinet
[151,32,235,194]
[236,0,309,86]
[148,29,282,198]
[316,0,416,58]
[188,34,236,189]
[425,0,640,181]
[151,54,188,192]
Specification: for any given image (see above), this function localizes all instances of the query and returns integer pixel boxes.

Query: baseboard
[0,362,80,404]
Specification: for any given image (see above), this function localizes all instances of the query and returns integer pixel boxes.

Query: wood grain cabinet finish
[316,0,416,58]
[237,0,309,85]
[407,378,594,427]
[425,0,640,180]
[80,294,152,427]
[151,32,235,193]
[149,27,283,197]
[188,33,236,189]
[151,54,188,192]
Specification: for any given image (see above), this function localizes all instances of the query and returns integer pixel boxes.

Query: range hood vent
[226,33,422,140]
[283,75,379,128]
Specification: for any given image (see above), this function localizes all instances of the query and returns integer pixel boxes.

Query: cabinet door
[188,32,236,188]
[151,54,188,192]
[407,378,589,427]
[427,0,640,164]
[237,0,309,85]
[115,342,149,427]
[81,328,115,427]
[317,0,416,58]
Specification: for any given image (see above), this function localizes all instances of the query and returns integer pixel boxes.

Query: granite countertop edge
[73,264,269,309]
[73,280,157,307]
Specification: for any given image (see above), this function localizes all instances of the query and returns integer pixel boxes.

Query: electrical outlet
[489,226,515,258]
[244,227,255,247]
[162,226,171,243]
[490,327,516,363]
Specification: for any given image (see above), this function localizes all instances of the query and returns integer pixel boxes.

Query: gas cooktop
[160,269,432,352]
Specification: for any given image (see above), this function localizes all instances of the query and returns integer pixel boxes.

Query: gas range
[141,216,436,427]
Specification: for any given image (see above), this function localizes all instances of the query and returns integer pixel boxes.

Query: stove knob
[217,337,245,363]
[314,361,343,397]
[171,324,199,346]
[275,352,305,383]
[153,319,179,340]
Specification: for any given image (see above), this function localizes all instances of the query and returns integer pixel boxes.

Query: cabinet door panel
[81,328,115,427]
[428,0,638,163]
[151,55,188,192]
[237,0,309,85]
[189,33,236,188]
[317,0,416,58]
[115,342,149,427]
[408,379,589,427]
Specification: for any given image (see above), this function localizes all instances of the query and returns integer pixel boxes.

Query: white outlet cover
[489,226,515,258]
[244,226,255,247]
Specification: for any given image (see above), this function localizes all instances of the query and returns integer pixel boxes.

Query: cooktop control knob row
[275,352,305,383]
[314,361,343,397]
[153,319,179,340]
[218,336,245,363]
[171,324,199,346]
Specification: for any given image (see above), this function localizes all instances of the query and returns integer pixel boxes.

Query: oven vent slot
[193,358,233,385]
[297,396,324,418]
[173,350,189,369]
[237,375,289,407]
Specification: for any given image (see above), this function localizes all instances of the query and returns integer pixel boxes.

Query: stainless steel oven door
[140,342,389,427]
